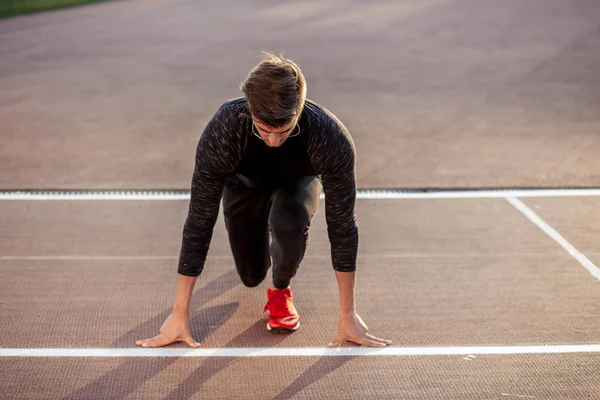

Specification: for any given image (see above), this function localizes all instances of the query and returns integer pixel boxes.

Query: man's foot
[263,288,300,333]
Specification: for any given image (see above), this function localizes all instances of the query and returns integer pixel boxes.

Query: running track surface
[1,0,600,398]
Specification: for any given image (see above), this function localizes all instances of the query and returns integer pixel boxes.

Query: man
[136,53,391,348]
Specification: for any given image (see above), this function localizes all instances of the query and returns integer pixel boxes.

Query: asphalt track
[1,0,600,189]
[1,0,600,399]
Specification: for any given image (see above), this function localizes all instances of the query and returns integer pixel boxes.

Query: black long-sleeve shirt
[177,97,358,276]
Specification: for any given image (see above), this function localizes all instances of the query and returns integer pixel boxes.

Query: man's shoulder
[303,98,329,119]
[304,99,345,128]
[220,97,247,109]
[304,98,350,137]
[212,97,249,121]
[199,98,248,143]
[303,99,356,171]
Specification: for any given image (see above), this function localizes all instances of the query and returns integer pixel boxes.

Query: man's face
[252,117,299,148]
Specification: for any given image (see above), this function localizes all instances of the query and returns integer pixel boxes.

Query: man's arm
[306,106,391,347]
[136,274,201,348]
[137,103,245,349]
[171,274,198,318]
[177,105,242,277]
[328,271,392,348]
[319,156,391,347]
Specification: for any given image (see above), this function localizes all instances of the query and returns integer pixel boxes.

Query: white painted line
[357,189,600,199]
[506,197,600,281]
[0,193,190,201]
[0,256,179,261]
[2,188,600,200]
[1,345,600,357]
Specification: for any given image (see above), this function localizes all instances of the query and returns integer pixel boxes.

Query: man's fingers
[366,333,392,345]
[342,336,382,347]
[327,336,343,348]
[144,336,171,348]
[342,336,385,347]
[183,336,201,348]
[136,335,161,347]
[141,334,173,348]
[329,334,390,348]
[360,338,387,348]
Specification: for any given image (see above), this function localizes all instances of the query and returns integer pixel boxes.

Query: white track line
[1,345,600,357]
[357,189,600,199]
[0,256,179,261]
[2,188,600,200]
[506,197,600,281]
[0,193,190,201]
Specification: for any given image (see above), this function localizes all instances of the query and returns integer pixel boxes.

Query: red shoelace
[264,289,297,317]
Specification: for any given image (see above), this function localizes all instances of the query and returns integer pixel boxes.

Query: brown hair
[240,52,307,128]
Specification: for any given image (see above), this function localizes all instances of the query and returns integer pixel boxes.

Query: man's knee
[270,211,310,243]
[238,267,268,288]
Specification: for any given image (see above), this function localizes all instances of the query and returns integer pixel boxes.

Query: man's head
[240,52,307,147]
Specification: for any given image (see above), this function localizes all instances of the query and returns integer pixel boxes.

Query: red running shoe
[263,288,300,333]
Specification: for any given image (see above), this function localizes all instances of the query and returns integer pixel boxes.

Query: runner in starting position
[137,52,392,349]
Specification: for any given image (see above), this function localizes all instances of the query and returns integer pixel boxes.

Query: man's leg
[269,175,323,289]
[222,174,273,287]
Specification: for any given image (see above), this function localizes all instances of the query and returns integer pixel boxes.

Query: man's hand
[136,313,201,348]
[328,312,392,348]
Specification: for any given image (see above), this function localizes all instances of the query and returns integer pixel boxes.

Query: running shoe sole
[267,321,300,333]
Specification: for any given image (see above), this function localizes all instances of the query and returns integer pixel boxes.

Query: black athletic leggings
[222,174,322,289]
